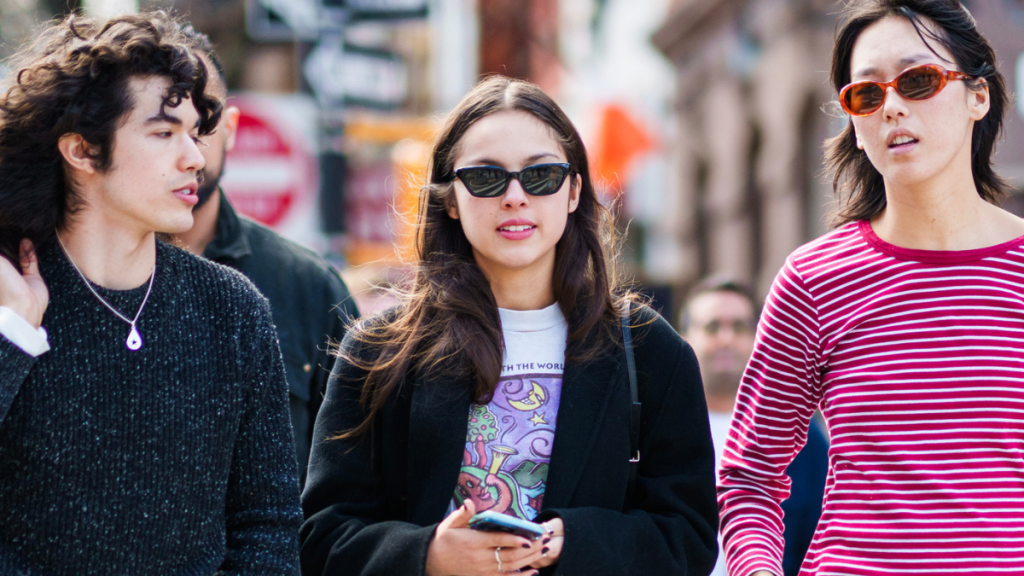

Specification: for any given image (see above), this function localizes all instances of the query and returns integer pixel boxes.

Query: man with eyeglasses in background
[680,277,828,576]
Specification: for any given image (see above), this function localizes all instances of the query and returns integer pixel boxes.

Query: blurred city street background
[4,0,1024,320]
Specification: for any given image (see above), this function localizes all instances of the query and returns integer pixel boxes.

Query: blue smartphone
[468,510,546,540]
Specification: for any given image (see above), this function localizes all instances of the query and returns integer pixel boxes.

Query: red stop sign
[221,97,316,229]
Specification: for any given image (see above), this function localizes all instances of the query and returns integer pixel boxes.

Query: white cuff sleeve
[0,306,50,357]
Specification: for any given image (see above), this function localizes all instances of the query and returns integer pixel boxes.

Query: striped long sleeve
[718,221,1024,576]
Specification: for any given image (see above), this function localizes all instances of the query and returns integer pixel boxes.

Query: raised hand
[0,240,50,328]
[426,500,545,576]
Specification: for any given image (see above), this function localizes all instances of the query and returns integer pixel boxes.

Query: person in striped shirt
[718,1,1024,575]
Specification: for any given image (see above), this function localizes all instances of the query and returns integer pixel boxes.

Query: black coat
[203,191,359,485]
[300,306,718,576]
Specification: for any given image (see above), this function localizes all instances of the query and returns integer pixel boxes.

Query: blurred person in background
[718,1,1024,575]
[178,26,359,486]
[300,76,719,576]
[0,12,300,574]
[680,277,827,576]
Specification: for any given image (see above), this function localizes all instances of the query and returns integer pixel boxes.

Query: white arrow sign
[303,41,408,108]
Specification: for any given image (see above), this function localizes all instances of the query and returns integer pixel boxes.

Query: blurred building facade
[654,0,1024,296]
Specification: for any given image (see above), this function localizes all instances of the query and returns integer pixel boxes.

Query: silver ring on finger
[495,546,503,573]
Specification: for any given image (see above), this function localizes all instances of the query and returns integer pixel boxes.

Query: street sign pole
[311,0,425,236]
[247,0,427,236]
[312,8,349,235]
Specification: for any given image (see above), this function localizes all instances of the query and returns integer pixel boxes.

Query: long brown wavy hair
[335,76,633,440]
[824,0,1010,227]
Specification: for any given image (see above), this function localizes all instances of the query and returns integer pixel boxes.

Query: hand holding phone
[425,501,544,576]
[469,510,546,540]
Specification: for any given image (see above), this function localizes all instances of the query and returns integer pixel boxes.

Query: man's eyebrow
[145,111,201,131]
[853,54,933,79]
[145,111,182,126]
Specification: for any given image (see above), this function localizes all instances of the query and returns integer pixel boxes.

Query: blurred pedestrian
[0,12,300,574]
[300,76,719,576]
[718,1,1024,575]
[177,26,359,486]
[680,277,827,576]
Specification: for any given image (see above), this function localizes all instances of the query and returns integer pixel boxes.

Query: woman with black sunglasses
[300,76,718,576]
[719,1,1024,575]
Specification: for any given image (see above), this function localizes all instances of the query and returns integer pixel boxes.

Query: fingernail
[542,547,550,554]
[542,537,551,544]
[522,543,531,549]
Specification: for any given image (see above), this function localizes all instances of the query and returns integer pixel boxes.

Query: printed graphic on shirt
[453,372,563,520]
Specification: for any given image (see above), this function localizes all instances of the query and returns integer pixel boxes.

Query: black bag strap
[622,304,641,499]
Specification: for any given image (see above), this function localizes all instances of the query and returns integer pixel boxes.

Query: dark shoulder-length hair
[825,0,1010,227]
[336,75,634,440]
[0,11,221,266]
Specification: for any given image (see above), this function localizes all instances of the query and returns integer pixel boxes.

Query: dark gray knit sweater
[0,238,301,575]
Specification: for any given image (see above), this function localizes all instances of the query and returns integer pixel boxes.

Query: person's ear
[58,134,99,175]
[446,195,459,220]
[221,105,241,152]
[567,174,582,214]
[854,130,864,150]
[967,78,990,122]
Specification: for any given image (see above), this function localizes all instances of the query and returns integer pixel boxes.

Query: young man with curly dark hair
[0,12,301,574]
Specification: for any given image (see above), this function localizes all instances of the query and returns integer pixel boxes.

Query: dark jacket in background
[204,192,359,484]
[300,305,719,576]
[781,417,828,576]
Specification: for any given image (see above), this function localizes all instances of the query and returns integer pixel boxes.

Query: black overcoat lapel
[541,348,624,509]
[406,373,473,524]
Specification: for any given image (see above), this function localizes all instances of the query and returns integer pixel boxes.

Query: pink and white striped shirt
[719,220,1024,576]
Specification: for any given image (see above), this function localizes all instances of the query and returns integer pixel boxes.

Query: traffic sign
[303,41,407,109]
[221,95,318,231]
[246,0,427,42]
[343,0,428,21]
[246,0,320,41]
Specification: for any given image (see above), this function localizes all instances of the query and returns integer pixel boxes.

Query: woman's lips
[886,131,919,155]
[887,139,919,155]
[497,222,536,240]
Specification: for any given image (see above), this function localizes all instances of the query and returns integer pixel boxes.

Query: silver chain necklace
[56,235,156,351]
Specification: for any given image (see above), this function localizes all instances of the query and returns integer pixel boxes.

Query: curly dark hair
[0,11,222,267]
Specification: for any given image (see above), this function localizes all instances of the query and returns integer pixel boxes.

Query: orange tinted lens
[896,66,943,100]
[845,82,885,115]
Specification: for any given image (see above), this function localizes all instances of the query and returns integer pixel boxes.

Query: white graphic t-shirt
[449,303,568,520]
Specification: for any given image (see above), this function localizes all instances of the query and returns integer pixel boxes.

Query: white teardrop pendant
[126,324,143,351]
